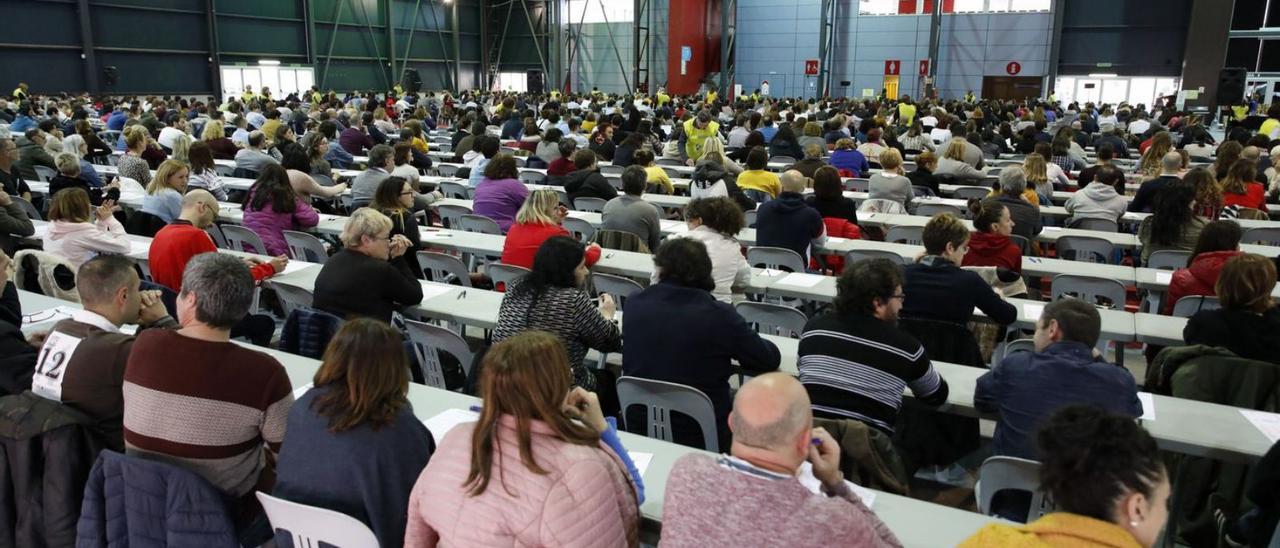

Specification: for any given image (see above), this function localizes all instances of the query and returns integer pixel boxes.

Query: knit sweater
[660,454,901,548]
[122,329,293,496]
[602,194,663,252]
[493,284,621,390]
[147,220,275,291]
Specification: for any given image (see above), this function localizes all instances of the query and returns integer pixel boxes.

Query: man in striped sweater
[797,258,949,434]
[123,253,293,501]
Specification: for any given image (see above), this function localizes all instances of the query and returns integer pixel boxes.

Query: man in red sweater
[147,189,285,291]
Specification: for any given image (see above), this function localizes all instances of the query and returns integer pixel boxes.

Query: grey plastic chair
[1146,249,1190,270]
[33,165,57,182]
[915,203,963,217]
[214,164,236,177]
[416,251,473,287]
[884,225,924,245]
[952,186,992,200]
[591,272,646,307]
[1171,295,1221,318]
[135,257,153,282]
[616,376,720,453]
[282,230,329,264]
[220,224,268,255]
[990,337,1036,369]
[1055,235,1114,264]
[735,301,807,338]
[458,214,503,235]
[563,217,596,242]
[600,164,625,176]
[574,197,607,213]
[1242,227,1280,246]
[1010,234,1031,255]
[743,208,757,228]
[404,319,474,390]
[769,155,798,164]
[266,281,314,321]
[605,176,625,191]
[436,164,460,178]
[746,246,807,273]
[435,203,472,229]
[1051,274,1127,310]
[487,262,531,289]
[205,224,229,248]
[518,170,546,184]
[844,178,870,192]
[844,248,907,266]
[975,456,1053,521]
[13,197,41,221]
[439,181,470,199]
[1066,217,1119,232]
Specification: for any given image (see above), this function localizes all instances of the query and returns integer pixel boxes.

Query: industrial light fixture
[1088,73,1118,78]
[259,59,281,66]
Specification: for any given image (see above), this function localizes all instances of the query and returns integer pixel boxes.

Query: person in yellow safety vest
[656,88,670,107]
[897,96,916,126]
[964,90,975,103]
[241,85,257,103]
[550,89,561,101]
[683,111,720,164]
[393,84,403,97]
[706,89,718,105]
[11,82,28,102]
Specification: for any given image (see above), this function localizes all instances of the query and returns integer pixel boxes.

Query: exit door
[883,76,900,100]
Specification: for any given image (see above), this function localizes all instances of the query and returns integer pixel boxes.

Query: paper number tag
[31,331,83,402]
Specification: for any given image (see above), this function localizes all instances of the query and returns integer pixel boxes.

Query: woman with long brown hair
[405,331,643,547]
[274,319,433,548]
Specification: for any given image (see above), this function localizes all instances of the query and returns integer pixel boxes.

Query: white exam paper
[629,452,654,477]
[421,408,479,439]
[776,273,826,288]
[1155,272,1172,284]
[419,283,456,301]
[279,262,316,277]
[1021,303,1045,320]
[797,462,877,507]
[1137,392,1156,421]
[1240,409,1280,443]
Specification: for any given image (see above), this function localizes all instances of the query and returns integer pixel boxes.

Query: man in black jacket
[0,251,36,396]
[563,149,618,203]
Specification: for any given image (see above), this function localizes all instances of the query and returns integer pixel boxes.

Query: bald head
[729,373,812,451]
[1161,151,1182,174]
[780,170,807,193]
[1242,146,1261,161]
[180,189,218,228]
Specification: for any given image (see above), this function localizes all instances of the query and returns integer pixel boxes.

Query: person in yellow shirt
[897,97,916,126]
[11,82,28,102]
[959,406,1168,548]
[682,111,721,163]
[635,149,673,195]
[656,88,670,107]
[582,112,598,133]
[735,147,781,200]
[241,85,256,103]
[1258,104,1280,139]
[706,89,718,105]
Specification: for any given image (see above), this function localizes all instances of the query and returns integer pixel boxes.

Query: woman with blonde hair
[60,134,104,188]
[117,125,153,186]
[934,137,986,182]
[500,189,602,269]
[313,208,422,323]
[170,133,193,165]
[867,148,913,209]
[1139,131,1173,177]
[1022,153,1053,204]
[43,187,129,267]
[199,119,239,160]
[700,137,743,175]
[405,331,642,547]
[141,159,189,223]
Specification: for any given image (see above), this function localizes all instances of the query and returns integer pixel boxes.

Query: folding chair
[915,203,963,217]
[282,230,329,264]
[746,246,806,273]
[1066,217,1119,232]
[1170,295,1220,318]
[436,164,460,178]
[844,248,907,266]
[974,456,1053,523]
[457,214,503,235]
[1145,250,1189,270]
[435,203,472,229]
[219,224,268,255]
[600,164,625,176]
[33,165,57,182]
[769,155,798,164]
[486,262,530,291]
[563,217,596,242]
[616,376,720,452]
[844,178,870,192]
[591,272,645,305]
[416,251,473,286]
[1055,235,1114,264]
[518,170,546,184]
[404,319,475,389]
[256,492,378,548]
[439,181,470,199]
[884,225,924,245]
[1242,227,1280,246]
[1050,274,1127,311]
[266,281,315,321]
[734,301,807,338]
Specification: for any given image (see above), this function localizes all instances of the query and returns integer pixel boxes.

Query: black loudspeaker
[103,66,119,86]
[404,69,422,93]
[1216,67,1247,104]
[527,70,544,94]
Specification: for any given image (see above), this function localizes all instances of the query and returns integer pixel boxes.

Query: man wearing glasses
[796,258,949,435]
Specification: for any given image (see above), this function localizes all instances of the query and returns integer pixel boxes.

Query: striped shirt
[493,284,622,391]
[122,329,293,496]
[797,312,948,433]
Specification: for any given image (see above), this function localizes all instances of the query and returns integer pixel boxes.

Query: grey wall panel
[96,51,213,93]
[92,6,208,50]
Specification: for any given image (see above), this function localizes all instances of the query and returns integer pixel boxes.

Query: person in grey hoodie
[1065,164,1128,223]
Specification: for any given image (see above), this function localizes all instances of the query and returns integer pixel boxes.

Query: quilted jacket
[280,307,344,360]
[75,450,237,548]
[405,416,639,547]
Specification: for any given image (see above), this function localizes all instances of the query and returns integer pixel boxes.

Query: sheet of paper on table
[1155,271,1172,284]
[775,273,826,288]
[825,237,848,245]
[660,220,688,233]
[292,383,313,400]
[1021,302,1045,320]
[1138,392,1156,421]
[796,462,876,507]
[279,262,316,277]
[420,231,454,240]
[1239,409,1280,443]
[128,241,151,256]
[419,283,457,301]
[421,408,479,439]
[629,452,654,477]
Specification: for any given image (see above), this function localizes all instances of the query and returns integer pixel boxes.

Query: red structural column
[667,0,722,94]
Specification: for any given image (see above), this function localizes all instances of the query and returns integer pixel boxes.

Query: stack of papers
[278,262,316,277]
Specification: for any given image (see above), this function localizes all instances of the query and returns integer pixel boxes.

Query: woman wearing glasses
[313,207,422,324]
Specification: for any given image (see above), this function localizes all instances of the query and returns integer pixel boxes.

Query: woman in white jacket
[43,187,130,268]
[674,196,751,303]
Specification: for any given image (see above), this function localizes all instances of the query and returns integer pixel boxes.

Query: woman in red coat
[1164,220,1243,314]
[500,188,600,269]
[962,200,1021,272]
[1221,159,1268,212]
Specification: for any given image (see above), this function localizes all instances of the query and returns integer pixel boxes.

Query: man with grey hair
[601,164,663,251]
[1128,150,1183,213]
[38,255,175,451]
[233,130,279,175]
[660,373,900,546]
[123,253,293,502]
[351,143,395,208]
[981,166,1042,241]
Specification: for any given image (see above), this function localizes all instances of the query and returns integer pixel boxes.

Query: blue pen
[468,405,482,413]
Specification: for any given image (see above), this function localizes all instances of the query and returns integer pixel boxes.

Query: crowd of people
[1,81,1279,547]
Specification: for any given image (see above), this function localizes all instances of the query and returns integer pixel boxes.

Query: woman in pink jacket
[44,187,130,268]
[405,331,642,547]
[241,163,319,256]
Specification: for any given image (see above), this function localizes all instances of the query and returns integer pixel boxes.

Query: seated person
[241,164,320,256]
[405,332,642,546]
[122,254,293,519]
[674,197,751,303]
[1065,164,1127,222]
[736,147,782,202]
[602,165,663,252]
[902,213,1017,326]
[867,148,913,209]
[1184,254,1280,363]
[43,187,129,268]
[798,258,948,433]
[471,153,529,232]
[905,151,940,196]
[49,152,117,205]
[1138,181,1206,266]
[975,298,1142,460]
[37,255,175,451]
[960,406,1169,548]
[982,167,1043,243]
[962,201,1021,273]
[500,189,602,269]
[1165,220,1243,315]
[622,238,781,449]
[1220,440,1280,548]
[756,170,826,265]
[313,208,424,323]
[660,373,900,547]
[492,236,621,413]
[564,149,618,203]
[546,139,578,178]
[274,319,434,548]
